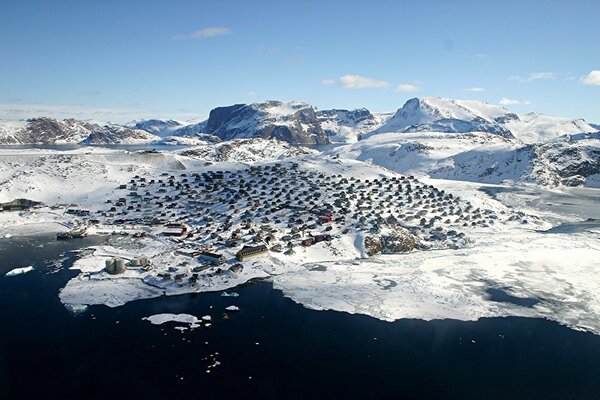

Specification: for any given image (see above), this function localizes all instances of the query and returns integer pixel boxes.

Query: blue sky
[0,0,599,123]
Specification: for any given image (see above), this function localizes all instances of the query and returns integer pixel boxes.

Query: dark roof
[200,251,224,259]
[236,245,268,256]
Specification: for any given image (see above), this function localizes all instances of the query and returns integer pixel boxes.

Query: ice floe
[5,266,34,277]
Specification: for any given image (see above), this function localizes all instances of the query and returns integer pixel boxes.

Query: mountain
[590,123,600,131]
[203,100,329,144]
[316,108,389,143]
[364,97,598,144]
[367,97,516,139]
[0,117,159,145]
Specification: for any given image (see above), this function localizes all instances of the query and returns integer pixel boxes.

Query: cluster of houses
[65,161,508,282]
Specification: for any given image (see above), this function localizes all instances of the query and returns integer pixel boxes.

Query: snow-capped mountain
[364,97,598,144]
[366,97,516,139]
[203,100,329,144]
[1,97,599,187]
[316,108,390,143]
[0,117,159,145]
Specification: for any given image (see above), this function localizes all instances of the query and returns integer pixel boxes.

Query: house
[199,251,226,265]
[313,234,332,243]
[236,245,268,261]
[302,238,314,247]
[319,215,333,223]
[163,223,188,237]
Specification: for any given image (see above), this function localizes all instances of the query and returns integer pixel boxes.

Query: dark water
[2,236,600,400]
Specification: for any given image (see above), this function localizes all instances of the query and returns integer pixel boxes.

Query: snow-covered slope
[204,100,329,144]
[0,118,159,145]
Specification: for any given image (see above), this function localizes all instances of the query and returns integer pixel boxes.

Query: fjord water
[1,235,600,400]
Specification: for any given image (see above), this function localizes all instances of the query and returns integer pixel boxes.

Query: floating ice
[143,313,199,326]
[5,266,34,277]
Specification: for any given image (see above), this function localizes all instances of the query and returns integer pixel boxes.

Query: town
[45,159,535,305]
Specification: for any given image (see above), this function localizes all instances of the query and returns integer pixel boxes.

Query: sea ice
[143,313,199,326]
[5,266,34,277]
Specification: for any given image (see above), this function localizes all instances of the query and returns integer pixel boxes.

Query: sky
[0,0,599,123]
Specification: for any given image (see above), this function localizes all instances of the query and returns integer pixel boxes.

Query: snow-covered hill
[178,138,317,163]
[330,130,600,187]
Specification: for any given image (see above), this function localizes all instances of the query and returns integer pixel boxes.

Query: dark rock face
[204,101,329,144]
[204,104,247,135]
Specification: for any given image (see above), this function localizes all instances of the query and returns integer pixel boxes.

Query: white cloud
[394,83,420,93]
[463,87,486,92]
[173,27,231,41]
[509,72,557,83]
[474,53,488,59]
[321,79,336,86]
[339,74,389,89]
[247,91,257,96]
[499,97,531,106]
[580,70,600,86]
